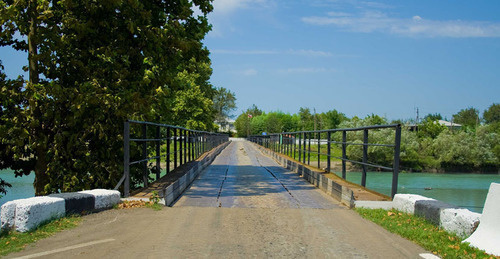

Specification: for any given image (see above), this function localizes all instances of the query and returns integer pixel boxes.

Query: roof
[438,120,461,127]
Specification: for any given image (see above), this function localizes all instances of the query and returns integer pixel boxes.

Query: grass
[0,215,82,257]
[355,208,498,259]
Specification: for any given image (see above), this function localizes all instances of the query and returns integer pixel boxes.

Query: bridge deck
[174,139,340,208]
[8,139,429,258]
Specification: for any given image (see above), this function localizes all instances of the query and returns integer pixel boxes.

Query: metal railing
[115,120,229,197]
[248,124,401,197]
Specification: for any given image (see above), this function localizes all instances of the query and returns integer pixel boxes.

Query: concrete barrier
[164,141,231,206]
[1,189,121,232]
[463,182,500,256]
[392,194,481,238]
[79,189,121,210]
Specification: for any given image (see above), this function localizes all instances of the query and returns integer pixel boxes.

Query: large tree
[0,0,215,195]
[452,107,479,128]
[483,103,500,124]
[213,87,236,130]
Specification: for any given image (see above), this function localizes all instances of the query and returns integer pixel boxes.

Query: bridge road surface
[8,139,428,259]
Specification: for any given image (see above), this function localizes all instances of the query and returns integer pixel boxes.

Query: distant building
[216,118,236,133]
[407,120,461,131]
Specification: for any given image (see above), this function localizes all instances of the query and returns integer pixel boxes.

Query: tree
[213,87,236,130]
[418,119,447,139]
[321,109,347,129]
[424,113,443,121]
[452,107,479,128]
[0,0,215,195]
[234,105,264,137]
[483,103,500,124]
[298,107,314,130]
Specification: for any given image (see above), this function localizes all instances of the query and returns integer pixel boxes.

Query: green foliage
[149,190,160,205]
[483,103,500,124]
[453,107,480,129]
[234,105,263,137]
[418,119,447,139]
[356,208,494,259]
[0,0,215,195]
[424,113,443,121]
[213,87,236,129]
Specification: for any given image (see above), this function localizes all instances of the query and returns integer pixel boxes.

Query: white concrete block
[79,189,121,210]
[464,182,500,256]
[440,208,480,238]
[1,201,17,230]
[355,201,394,210]
[14,197,65,232]
[393,194,435,214]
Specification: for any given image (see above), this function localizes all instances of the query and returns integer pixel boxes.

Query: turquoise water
[0,169,498,213]
[0,169,35,207]
[335,171,500,213]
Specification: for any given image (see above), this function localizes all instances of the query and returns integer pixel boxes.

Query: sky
[204,0,500,120]
[1,0,499,121]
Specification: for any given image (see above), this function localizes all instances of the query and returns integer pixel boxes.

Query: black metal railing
[248,124,401,197]
[115,120,229,197]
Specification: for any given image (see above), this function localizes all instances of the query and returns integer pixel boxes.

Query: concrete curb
[358,194,481,238]
[253,144,356,208]
[1,189,121,232]
[163,141,231,206]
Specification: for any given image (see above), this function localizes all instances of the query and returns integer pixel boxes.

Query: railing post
[342,131,347,179]
[123,121,130,197]
[142,124,148,188]
[361,129,368,187]
[317,132,320,169]
[293,134,296,160]
[302,132,306,164]
[298,133,302,161]
[307,132,311,165]
[184,130,188,164]
[156,126,161,181]
[174,128,178,169]
[327,131,331,173]
[166,127,171,174]
[392,125,402,198]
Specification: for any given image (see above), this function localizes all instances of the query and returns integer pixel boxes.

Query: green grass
[355,208,497,259]
[0,215,82,257]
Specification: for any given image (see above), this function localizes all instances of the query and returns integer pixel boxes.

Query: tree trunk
[28,0,48,195]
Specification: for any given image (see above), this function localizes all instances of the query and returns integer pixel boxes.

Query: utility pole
[416,107,419,124]
[313,108,317,131]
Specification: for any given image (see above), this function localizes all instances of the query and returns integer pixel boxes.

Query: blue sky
[204,0,500,120]
[1,0,499,121]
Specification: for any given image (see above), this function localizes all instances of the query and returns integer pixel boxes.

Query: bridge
[8,136,432,258]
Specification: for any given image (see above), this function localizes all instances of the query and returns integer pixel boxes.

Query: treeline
[0,1,218,195]
[235,104,500,173]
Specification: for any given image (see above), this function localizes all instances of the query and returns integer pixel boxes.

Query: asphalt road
[8,139,427,258]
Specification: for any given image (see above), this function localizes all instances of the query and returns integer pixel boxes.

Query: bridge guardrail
[248,124,401,198]
[115,120,229,197]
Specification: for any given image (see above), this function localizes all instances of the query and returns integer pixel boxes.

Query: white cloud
[208,0,273,37]
[276,67,337,74]
[239,69,258,76]
[287,49,333,57]
[212,49,336,57]
[212,0,270,15]
[212,49,279,55]
[302,11,500,38]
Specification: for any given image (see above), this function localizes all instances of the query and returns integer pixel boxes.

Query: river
[0,170,498,213]
[335,171,499,213]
